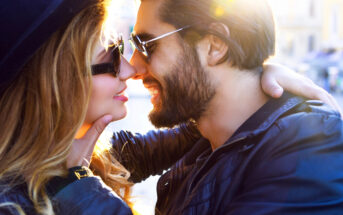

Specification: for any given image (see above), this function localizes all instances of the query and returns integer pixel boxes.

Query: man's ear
[207,23,230,66]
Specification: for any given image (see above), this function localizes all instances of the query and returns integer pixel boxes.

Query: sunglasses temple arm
[143,25,191,45]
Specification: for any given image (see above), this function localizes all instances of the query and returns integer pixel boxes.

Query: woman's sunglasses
[91,37,124,77]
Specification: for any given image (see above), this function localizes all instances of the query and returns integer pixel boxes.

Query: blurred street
[334,93,343,109]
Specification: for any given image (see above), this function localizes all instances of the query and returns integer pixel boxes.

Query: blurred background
[100,0,343,214]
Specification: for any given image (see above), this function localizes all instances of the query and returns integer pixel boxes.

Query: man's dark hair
[150,0,275,70]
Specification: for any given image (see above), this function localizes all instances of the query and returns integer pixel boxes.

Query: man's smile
[143,77,162,105]
[144,84,161,104]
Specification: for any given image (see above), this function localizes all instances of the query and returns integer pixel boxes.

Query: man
[125,0,343,214]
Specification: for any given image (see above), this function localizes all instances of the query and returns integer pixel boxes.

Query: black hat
[0,0,98,90]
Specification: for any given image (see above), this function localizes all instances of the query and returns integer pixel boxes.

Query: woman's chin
[110,109,127,121]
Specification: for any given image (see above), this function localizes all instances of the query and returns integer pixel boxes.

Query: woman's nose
[118,57,136,81]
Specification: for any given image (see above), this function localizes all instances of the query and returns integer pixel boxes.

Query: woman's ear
[207,23,230,66]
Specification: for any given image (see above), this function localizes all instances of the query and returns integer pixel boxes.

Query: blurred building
[268,0,343,92]
[269,0,343,62]
[322,0,343,49]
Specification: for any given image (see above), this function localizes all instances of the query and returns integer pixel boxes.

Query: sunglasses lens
[130,34,144,52]
[109,45,121,77]
[91,63,113,75]
[130,34,150,58]
[91,44,121,77]
[117,39,125,55]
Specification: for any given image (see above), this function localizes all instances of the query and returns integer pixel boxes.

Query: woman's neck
[75,124,91,139]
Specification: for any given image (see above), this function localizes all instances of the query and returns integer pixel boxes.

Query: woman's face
[84,41,136,124]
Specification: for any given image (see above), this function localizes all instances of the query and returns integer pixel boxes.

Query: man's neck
[197,68,269,151]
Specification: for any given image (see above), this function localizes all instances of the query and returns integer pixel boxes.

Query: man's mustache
[143,76,160,86]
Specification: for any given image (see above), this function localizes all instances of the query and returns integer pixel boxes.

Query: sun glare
[101,0,124,49]
[213,0,235,17]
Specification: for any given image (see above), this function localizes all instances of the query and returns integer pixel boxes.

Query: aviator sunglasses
[91,36,124,77]
[129,25,191,58]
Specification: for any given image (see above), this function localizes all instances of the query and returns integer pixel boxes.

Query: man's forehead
[134,0,168,35]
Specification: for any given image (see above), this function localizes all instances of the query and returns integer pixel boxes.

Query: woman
[0,0,339,215]
[0,0,134,214]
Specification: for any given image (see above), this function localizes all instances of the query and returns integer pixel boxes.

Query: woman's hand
[67,115,113,168]
[262,63,342,114]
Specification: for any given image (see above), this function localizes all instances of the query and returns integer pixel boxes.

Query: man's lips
[143,78,161,93]
[143,77,162,104]
[144,84,160,95]
[144,84,161,105]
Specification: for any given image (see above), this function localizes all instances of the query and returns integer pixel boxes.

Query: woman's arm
[262,63,341,113]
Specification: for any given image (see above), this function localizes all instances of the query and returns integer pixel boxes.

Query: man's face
[130,0,215,128]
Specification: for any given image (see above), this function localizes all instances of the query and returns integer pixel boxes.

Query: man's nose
[130,50,148,80]
[118,57,136,81]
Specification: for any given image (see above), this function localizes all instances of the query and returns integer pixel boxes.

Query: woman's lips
[114,86,128,102]
[114,94,128,102]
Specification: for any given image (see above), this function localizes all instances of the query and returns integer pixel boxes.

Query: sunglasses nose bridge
[130,37,141,51]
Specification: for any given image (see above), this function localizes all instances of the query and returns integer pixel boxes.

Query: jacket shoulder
[0,185,35,215]
[54,176,132,215]
[233,101,343,213]
[247,99,343,185]
[248,99,343,184]
[274,100,342,143]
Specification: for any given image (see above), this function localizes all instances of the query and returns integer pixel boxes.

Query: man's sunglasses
[91,37,124,77]
[129,25,191,58]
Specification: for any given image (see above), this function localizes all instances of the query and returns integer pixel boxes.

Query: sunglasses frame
[129,25,191,58]
[91,36,124,77]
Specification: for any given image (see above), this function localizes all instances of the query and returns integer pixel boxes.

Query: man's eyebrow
[135,33,155,41]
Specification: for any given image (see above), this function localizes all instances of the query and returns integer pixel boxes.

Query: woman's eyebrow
[95,47,112,63]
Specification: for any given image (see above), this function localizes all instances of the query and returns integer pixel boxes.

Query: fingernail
[273,87,283,97]
[103,115,113,124]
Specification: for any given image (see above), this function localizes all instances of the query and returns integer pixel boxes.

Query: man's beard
[148,42,216,128]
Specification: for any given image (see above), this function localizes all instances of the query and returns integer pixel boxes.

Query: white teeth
[148,88,159,96]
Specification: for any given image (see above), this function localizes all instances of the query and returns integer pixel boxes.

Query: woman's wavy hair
[0,0,132,214]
